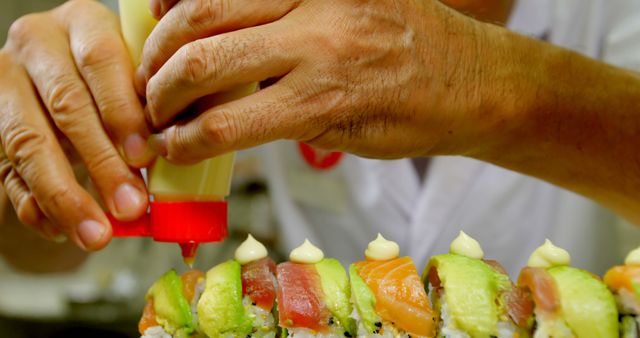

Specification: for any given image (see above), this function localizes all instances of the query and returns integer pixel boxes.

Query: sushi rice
[529,307,573,338]
[243,295,277,337]
[286,315,353,338]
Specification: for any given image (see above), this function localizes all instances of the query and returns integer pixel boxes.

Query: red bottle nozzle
[108,200,227,264]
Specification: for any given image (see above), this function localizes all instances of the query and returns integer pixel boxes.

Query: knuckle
[186,0,225,29]
[84,147,124,179]
[74,35,121,70]
[201,111,238,147]
[46,78,94,130]
[7,14,42,47]
[180,41,217,85]
[95,97,131,132]
[1,121,48,172]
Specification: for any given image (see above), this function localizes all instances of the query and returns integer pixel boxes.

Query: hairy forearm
[470,26,640,224]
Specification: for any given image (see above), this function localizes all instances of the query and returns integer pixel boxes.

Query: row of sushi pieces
[138,232,640,338]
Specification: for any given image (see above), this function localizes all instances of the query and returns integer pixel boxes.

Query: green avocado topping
[147,270,194,335]
[316,258,357,335]
[197,260,252,336]
[349,264,381,334]
[424,253,511,337]
[548,266,618,338]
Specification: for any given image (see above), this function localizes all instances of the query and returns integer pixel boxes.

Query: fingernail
[114,183,145,217]
[77,220,106,249]
[149,0,161,18]
[124,134,152,165]
[148,132,168,157]
[135,67,147,97]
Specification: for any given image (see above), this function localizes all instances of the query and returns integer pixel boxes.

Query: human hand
[0,0,152,250]
[138,0,510,164]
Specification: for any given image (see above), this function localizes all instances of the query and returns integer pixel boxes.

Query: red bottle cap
[109,200,228,243]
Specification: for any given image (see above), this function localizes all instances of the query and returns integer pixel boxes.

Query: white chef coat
[262,0,640,277]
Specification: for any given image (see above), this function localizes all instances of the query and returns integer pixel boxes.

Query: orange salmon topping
[355,257,435,337]
[138,299,159,335]
[181,270,205,304]
[604,265,640,293]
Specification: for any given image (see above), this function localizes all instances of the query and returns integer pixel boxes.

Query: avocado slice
[147,270,194,335]
[424,254,511,337]
[349,263,380,334]
[197,260,252,336]
[548,266,618,338]
[315,258,356,335]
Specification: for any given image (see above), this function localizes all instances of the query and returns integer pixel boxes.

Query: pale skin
[0,0,639,272]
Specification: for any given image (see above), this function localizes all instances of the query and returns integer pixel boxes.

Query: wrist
[457,26,553,160]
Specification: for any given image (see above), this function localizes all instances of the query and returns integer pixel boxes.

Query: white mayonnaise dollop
[365,233,400,261]
[290,239,324,264]
[235,234,268,264]
[450,231,484,259]
[527,239,571,268]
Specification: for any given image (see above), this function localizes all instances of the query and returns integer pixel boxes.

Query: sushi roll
[277,239,357,337]
[518,239,618,338]
[604,246,640,337]
[139,269,204,338]
[351,234,435,337]
[138,234,278,337]
[423,231,531,338]
[197,234,278,337]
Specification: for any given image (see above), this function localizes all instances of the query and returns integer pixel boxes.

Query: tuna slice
[242,257,277,310]
[277,262,331,332]
[518,266,562,318]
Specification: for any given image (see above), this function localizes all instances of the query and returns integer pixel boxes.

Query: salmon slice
[139,299,159,335]
[242,257,277,310]
[604,265,640,294]
[354,257,435,337]
[181,270,205,304]
[277,262,331,332]
[518,267,561,317]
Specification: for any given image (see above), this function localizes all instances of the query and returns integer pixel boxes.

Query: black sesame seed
[328,317,334,325]
[252,302,256,306]
[375,322,382,328]
[344,332,352,337]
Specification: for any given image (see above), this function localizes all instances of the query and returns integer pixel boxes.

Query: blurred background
[0,3,283,336]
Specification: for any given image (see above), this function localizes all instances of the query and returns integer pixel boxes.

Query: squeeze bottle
[111,0,256,266]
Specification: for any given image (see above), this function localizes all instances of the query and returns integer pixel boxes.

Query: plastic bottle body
[117,0,256,257]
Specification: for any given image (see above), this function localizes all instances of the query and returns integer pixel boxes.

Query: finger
[0,152,64,242]
[0,53,111,250]
[139,0,301,86]
[58,1,154,168]
[146,24,299,129]
[150,0,180,19]
[10,11,148,222]
[153,76,323,164]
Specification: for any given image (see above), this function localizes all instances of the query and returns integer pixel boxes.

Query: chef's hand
[138,0,503,164]
[0,0,152,251]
